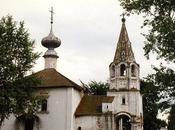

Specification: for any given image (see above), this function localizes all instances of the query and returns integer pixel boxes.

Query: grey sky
[1,0,170,84]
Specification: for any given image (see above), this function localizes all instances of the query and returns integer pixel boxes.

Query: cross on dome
[50,6,54,24]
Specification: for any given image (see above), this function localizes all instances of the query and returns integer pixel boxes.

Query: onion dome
[41,7,61,49]
[41,27,61,48]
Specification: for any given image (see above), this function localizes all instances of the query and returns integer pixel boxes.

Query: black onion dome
[41,29,61,48]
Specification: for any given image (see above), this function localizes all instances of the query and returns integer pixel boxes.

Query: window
[111,65,115,78]
[41,99,47,112]
[131,65,136,77]
[122,97,126,105]
[78,126,81,130]
[120,64,126,76]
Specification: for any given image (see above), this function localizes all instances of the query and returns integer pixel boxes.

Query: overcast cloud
[1,0,172,84]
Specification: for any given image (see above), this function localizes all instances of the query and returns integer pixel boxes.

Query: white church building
[1,9,143,130]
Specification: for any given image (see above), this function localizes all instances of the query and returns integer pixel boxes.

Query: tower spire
[113,15,135,64]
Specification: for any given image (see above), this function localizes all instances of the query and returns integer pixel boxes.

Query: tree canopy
[140,80,167,130]
[81,81,109,95]
[119,0,175,62]
[119,0,175,128]
[0,15,40,126]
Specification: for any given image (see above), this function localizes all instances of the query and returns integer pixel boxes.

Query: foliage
[0,15,40,126]
[140,80,167,130]
[141,65,175,129]
[119,0,175,62]
[168,104,175,130]
[81,81,109,95]
[145,65,175,111]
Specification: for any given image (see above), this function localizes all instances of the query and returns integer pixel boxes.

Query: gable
[32,68,83,91]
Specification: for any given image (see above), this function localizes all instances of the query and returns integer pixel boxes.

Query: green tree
[0,15,40,126]
[150,66,175,111]
[119,0,175,126]
[140,80,167,130]
[119,0,175,62]
[81,81,109,95]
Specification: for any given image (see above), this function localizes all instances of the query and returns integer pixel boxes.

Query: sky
[1,0,173,84]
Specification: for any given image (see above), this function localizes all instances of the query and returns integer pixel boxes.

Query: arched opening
[116,115,131,130]
[78,126,82,130]
[131,65,136,77]
[16,115,39,130]
[120,64,126,76]
[111,65,115,78]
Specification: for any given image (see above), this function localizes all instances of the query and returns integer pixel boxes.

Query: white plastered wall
[1,87,82,130]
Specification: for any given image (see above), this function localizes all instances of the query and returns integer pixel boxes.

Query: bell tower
[109,16,140,91]
[107,16,143,130]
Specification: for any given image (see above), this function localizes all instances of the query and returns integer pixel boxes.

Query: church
[1,9,143,130]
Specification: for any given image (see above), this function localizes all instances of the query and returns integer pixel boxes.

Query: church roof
[75,95,114,116]
[113,18,135,64]
[33,68,83,91]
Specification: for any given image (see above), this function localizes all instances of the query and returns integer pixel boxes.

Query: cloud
[0,0,167,85]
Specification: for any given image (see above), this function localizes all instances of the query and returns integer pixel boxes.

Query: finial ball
[121,17,126,23]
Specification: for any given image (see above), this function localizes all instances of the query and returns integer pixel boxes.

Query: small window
[122,97,126,105]
[120,64,126,76]
[111,65,115,78]
[131,65,136,77]
[78,126,81,130]
[41,99,47,112]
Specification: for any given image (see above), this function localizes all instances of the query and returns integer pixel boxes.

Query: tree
[81,81,109,95]
[119,0,175,62]
[119,0,175,126]
[140,80,167,130]
[0,15,40,126]
[149,66,175,110]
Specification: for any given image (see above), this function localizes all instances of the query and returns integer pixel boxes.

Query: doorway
[116,115,131,130]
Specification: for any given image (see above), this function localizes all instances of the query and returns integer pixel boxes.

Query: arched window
[78,126,81,130]
[131,65,136,77]
[111,65,115,78]
[120,64,126,76]
[41,99,47,112]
